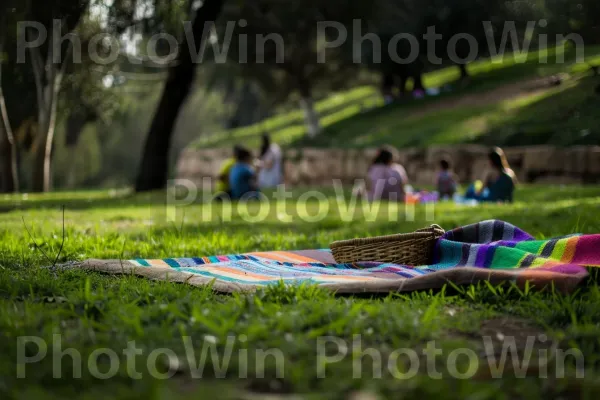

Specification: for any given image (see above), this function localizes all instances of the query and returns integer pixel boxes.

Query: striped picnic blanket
[75,220,599,293]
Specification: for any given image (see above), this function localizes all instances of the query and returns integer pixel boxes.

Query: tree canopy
[1,0,598,192]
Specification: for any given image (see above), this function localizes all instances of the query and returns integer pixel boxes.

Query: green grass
[2,186,600,398]
[311,77,600,148]
[190,45,600,150]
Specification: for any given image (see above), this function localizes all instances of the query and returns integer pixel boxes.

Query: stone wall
[176,145,600,187]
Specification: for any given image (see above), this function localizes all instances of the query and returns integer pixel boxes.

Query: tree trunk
[0,125,19,193]
[381,72,394,100]
[31,142,46,192]
[27,8,87,192]
[459,64,469,79]
[0,93,19,194]
[41,100,58,192]
[30,89,58,192]
[66,108,94,147]
[0,31,19,193]
[398,74,408,96]
[226,82,259,130]
[299,96,321,138]
[27,22,68,193]
[135,0,224,192]
[66,164,77,189]
[412,73,424,91]
[298,83,321,138]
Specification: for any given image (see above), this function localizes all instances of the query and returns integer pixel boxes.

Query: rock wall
[176,145,600,187]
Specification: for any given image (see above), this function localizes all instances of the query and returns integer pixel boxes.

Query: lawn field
[190,45,600,151]
[1,186,600,398]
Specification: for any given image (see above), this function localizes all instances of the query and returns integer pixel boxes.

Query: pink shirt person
[366,147,408,202]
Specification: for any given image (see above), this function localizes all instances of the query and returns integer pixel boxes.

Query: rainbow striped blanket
[75,220,599,293]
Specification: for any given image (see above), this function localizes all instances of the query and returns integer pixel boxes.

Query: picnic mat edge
[59,219,600,294]
[76,259,586,294]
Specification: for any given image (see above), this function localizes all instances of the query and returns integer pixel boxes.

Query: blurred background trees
[0,0,597,192]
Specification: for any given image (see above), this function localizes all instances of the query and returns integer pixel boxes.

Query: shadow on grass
[474,75,600,147]
[301,46,600,149]
[0,190,170,213]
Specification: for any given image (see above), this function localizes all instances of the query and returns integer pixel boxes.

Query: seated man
[229,147,259,200]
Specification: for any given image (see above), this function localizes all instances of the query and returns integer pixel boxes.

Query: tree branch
[27,28,45,114]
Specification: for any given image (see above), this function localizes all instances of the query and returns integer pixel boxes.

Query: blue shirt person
[229,147,259,200]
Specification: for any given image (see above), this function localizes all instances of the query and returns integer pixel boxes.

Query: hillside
[189,45,600,150]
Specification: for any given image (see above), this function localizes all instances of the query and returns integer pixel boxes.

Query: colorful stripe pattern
[430,220,599,274]
[121,220,600,289]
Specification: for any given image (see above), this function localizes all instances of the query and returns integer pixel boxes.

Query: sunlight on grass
[189,45,600,150]
[2,186,600,397]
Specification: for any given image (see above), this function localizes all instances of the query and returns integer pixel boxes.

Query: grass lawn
[190,45,600,150]
[1,186,600,398]
[310,75,600,149]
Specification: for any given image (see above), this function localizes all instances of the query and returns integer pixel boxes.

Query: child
[436,159,458,199]
[229,147,259,200]
[215,145,241,198]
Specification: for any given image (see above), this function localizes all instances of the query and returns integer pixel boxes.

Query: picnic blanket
[74,220,600,293]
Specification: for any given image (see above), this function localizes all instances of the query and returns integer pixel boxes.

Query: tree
[545,0,600,44]
[0,9,20,193]
[20,0,90,192]
[358,0,428,96]
[223,82,266,129]
[135,0,225,192]
[419,0,498,80]
[365,0,538,96]
[218,0,373,137]
[60,57,122,150]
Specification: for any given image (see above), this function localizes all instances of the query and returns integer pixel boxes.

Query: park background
[1,1,600,399]
[1,0,600,193]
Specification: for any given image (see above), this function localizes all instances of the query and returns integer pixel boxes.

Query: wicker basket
[329,224,445,265]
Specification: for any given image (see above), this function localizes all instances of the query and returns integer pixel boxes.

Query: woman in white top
[257,134,283,188]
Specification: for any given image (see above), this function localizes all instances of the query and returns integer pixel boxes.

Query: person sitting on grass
[466,147,517,203]
[257,134,283,189]
[436,159,458,199]
[215,145,241,200]
[366,146,409,202]
[229,147,260,200]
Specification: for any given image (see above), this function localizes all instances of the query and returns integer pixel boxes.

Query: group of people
[365,146,517,203]
[216,134,283,200]
[215,136,517,204]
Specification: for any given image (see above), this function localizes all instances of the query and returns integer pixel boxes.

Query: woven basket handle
[415,224,445,237]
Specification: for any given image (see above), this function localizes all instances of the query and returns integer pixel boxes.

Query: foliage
[190,45,600,149]
[545,0,600,43]
[3,0,600,189]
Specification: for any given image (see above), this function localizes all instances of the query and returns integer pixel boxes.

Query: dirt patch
[407,77,556,119]
[444,316,575,380]
[448,315,549,351]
